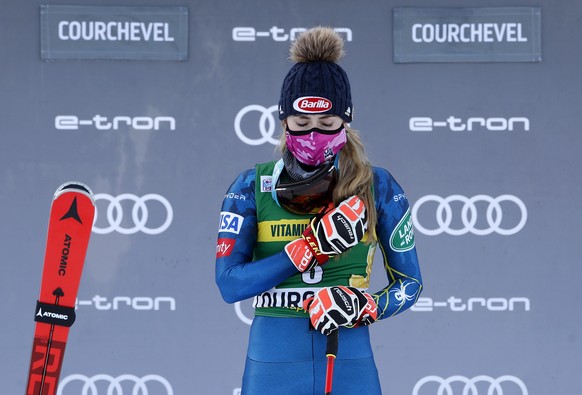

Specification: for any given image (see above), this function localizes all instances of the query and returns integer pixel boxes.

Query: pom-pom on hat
[278,26,353,123]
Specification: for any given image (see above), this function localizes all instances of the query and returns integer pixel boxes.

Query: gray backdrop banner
[393,7,542,63]
[2,0,581,394]
[40,5,189,60]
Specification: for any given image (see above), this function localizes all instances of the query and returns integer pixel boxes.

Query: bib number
[301,265,323,284]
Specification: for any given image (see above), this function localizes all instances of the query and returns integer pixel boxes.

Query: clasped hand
[285,195,368,272]
[303,286,378,335]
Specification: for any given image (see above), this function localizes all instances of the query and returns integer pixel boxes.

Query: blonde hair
[278,126,378,239]
[277,27,376,237]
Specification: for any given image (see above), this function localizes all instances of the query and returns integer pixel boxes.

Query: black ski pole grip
[326,330,339,358]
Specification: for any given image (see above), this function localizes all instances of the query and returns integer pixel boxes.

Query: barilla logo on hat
[293,96,332,114]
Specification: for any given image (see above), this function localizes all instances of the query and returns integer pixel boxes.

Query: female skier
[216,26,422,395]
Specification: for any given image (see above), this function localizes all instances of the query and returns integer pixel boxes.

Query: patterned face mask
[285,125,347,167]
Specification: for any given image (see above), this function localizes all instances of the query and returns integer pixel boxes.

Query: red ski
[25,182,95,395]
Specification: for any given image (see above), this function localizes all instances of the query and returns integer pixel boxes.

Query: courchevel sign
[40,5,188,60]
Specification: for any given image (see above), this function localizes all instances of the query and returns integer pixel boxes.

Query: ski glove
[312,195,367,255]
[285,236,326,272]
[284,204,335,272]
[303,286,378,336]
[285,196,367,272]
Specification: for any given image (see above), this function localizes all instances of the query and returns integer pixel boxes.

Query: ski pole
[324,330,339,395]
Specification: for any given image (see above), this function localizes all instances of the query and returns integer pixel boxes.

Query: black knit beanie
[278,27,353,123]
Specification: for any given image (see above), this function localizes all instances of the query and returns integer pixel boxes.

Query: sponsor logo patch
[216,238,236,258]
[258,220,310,242]
[292,96,332,114]
[389,208,415,252]
[260,176,273,192]
[219,212,244,234]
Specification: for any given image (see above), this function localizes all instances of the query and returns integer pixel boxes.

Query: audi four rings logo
[235,300,253,325]
[58,374,173,395]
[412,375,528,395]
[234,104,280,146]
[92,193,173,235]
[412,195,527,236]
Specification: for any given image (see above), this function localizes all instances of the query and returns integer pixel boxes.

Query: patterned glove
[285,196,366,272]
[312,196,367,255]
[284,204,335,272]
[303,286,378,335]
[284,236,326,272]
